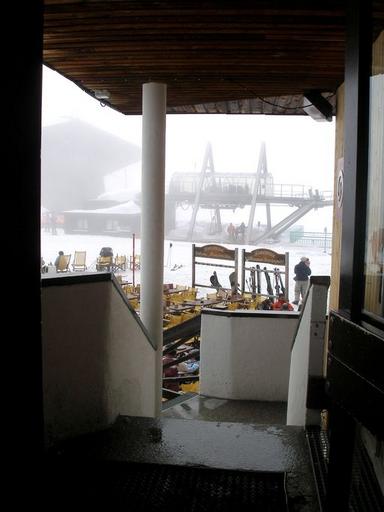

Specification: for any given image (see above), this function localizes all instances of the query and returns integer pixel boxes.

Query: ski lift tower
[245,141,272,244]
[187,142,222,241]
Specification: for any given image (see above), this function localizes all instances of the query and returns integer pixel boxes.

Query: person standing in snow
[292,257,311,305]
[236,222,246,243]
[227,222,236,242]
[54,250,64,271]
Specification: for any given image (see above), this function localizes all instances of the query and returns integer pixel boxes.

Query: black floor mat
[44,460,288,511]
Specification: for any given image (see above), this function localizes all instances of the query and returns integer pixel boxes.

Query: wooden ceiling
[42,1,380,116]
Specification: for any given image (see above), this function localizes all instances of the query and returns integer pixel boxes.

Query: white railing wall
[286,277,330,426]
[200,310,300,401]
[42,276,156,447]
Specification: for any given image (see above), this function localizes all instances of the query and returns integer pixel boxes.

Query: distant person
[236,222,246,243]
[272,293,294,311]
[43,213,50,232]
[54,250,64,267]
[210,271,222,291]
[49,211,57,235]
[100,247,113,257]
[209,214,218,235]
[292,256,311,305]
[227,222,236,242]
[54,250,64,271]
[98,246,114,271]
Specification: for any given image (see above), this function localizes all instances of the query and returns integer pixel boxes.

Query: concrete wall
[42,276,156,447]
[286,288,313,426]
[199,310,299,401]
[287,278,329,426]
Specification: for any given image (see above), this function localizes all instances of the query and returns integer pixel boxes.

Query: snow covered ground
[41,229,331,304]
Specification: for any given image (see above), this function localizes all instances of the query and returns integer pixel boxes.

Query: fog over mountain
[41,118,140,212]
[42,66,335,233]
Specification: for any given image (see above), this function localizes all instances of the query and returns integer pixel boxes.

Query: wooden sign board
[244,248,286,266]
[194,244,236,261]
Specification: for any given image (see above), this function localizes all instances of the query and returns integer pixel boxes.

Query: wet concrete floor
[162,394,287,424]
[54,413,319,511]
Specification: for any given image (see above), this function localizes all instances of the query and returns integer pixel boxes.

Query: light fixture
[94,89,111,100]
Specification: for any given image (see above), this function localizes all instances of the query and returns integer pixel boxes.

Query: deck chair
[114,254,127,271]
[56,254,71,273]
[71,251,87,271]
[129,254,141,270]
[96,255,113,271]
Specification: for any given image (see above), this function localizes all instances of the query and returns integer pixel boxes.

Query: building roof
[65,200,141,216]
[42,0,345,117]
[43,1,383,117]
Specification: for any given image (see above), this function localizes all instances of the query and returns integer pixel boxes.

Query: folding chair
[114,254,127,271]
[71,251,87,271]
[56,254,71,273]
[96,255,113,271]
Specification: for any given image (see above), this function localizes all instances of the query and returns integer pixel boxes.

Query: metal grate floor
[306,426,384,512]
[349,437,384,512]
[306,426,329,510]
[45,460,288,511]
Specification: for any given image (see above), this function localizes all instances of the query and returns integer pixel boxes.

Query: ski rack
[240,248,289,300]
[192,244,239,291]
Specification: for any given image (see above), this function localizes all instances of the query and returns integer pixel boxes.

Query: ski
[166,242,173,268]
[276,268,285,295]
[256,264,261,294]
[274,267,280,296]
[250,267,256,297]
[263,267,274,297]
[229,271,240,295]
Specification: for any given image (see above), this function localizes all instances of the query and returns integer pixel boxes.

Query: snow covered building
[63,200,141,236]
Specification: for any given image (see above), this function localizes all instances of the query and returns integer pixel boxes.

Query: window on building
[76,217,88,231]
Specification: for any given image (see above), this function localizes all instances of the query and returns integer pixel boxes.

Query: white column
[141,82,167,416]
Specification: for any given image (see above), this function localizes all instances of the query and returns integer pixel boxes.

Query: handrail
[111,274,157,350]
[290,275,330,351]
[287,275,331,427]
[169,174,332,202]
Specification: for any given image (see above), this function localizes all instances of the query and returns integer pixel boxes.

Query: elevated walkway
[168,175,332,209]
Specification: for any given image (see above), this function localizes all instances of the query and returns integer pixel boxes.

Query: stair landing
[46,415,319,511]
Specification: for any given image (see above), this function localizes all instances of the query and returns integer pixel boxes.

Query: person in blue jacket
[292,257,311,305]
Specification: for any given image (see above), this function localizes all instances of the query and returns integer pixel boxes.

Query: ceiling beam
[303,91,334,121]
